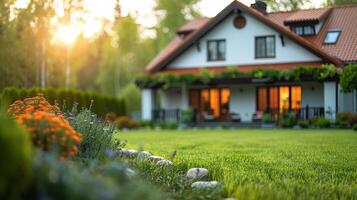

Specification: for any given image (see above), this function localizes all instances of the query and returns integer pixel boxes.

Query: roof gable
[146,0,342,73]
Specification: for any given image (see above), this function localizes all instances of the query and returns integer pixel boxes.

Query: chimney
[251,0,267,14]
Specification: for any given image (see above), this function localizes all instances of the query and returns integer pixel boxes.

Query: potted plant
[261,113,275,128]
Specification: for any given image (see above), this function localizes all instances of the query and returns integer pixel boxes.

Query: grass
[117,129,357,200]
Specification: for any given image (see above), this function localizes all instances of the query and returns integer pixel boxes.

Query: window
[207,40,226,61]
[255,36,275,58]
[324,30,341,44]
[291,25,315,36]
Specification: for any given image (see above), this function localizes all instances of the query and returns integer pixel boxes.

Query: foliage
[120,129,357,200]
[2,87,126,116]
[7,95,64,118]
[336,112,357,128]
[155,0,201,50]
[265,0,311,11]
[0,113,32,199]
[17,111,81,158]
[277,112,298,128]
[340,64,357,93]
[27,151,166,200]
[158,121,179,130]
[115,116,139,130]
[70,109,120,160]
[137,65,340,89]
[325,0,357,6]
[314,117,331,128]
[353,124,357,131]
[298,120,309,128]
[120,83,142,115]
[262,113,273,123]
[181,108,195,125]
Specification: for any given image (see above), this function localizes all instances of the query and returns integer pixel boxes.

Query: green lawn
[118,129,357,200]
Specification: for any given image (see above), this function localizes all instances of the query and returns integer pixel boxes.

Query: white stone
[191,181,219,189]
[125,168,136,178]
[148,155,164,162]
[156,160,173,166]
[137,151,151,159]
[186,168,209,179]
[127,149,138,157]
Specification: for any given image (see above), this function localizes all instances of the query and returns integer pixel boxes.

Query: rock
[186,168,209,179]
[191,181,219,189]
[156,160,173,166]
[148,155,164,162]
[137,151,151,159]
[222,198,237,200]
[127,149,138,157]
[125,168,136,178]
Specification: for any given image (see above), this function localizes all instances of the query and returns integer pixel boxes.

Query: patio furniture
[252,111,264,122]
[202,111,215,121]
[230,113,241,122]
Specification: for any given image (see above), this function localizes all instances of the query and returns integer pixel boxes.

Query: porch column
[323,81,337,121]
[181,84,189,110]
[142,89,154,120]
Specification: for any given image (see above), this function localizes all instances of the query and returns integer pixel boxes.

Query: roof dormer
[283,8,332,36]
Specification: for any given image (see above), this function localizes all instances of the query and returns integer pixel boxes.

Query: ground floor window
[189,88,230,120]
[257,85,301,114]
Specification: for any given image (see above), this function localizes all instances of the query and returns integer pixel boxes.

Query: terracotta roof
[146,1,349,74]
[283,8,332,24]
[177,17,210,34]
[268,5,357,63]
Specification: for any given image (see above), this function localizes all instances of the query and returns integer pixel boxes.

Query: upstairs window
[292,25,315,36]
[255,36,275,58]
[324,30,341,44]
[207,40,226,61]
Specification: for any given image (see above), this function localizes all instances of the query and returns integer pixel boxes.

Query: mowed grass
[117,129,357,200]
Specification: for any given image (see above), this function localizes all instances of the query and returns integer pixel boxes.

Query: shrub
[71,109,121,159]
[315,117,331,128]
[353,124,357,131]
[262,113,273,124]
[115,116,139,130]
[7,96,64,118]
[0,113,32,199]
[181,108,195,125]
[336,112,356,128]
[17,111,81,158]
[298,120,309,128]
[138,120,154,129]
[340,64,357,93]
[277,112,297,128]
[158,121,179,130]
[2,87,126,117]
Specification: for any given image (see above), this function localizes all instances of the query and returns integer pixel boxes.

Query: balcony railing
[152,109,182,122]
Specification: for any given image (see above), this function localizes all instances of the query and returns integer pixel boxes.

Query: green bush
[262,113,273,124]
[336,112,357,128]
[1,87,125,116]
[138,120,154,129]
[298,120,309,129]
[0,113,32,199]
[181,108,195,125]
[70,109,122,159]
[277,112,297,128]
[315,117,331,128]
[340,64,357,93]
[158,121,179,130]
[353,124,357,131]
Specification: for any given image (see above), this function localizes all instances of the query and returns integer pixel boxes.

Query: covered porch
[141,79,340,123]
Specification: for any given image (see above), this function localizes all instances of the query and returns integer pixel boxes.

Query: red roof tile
[177,17,210,34]
[284,8,332,24]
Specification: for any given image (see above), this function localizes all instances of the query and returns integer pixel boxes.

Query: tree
[265,0,311,11]
[325,0,357,6]
[155,0,201,50]
[340,64,357,93]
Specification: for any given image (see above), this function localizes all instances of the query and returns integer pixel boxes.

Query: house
[139,0,357,123]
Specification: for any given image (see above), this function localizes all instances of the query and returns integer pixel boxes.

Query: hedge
[0,87,126,117]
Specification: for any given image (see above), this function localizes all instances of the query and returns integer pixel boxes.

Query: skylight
[324,30,341,44]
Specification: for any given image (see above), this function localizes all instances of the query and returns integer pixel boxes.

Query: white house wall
[229,85,256,122]
[160,88,187,110]
[301,82,324,108]
[167,13,321,69]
